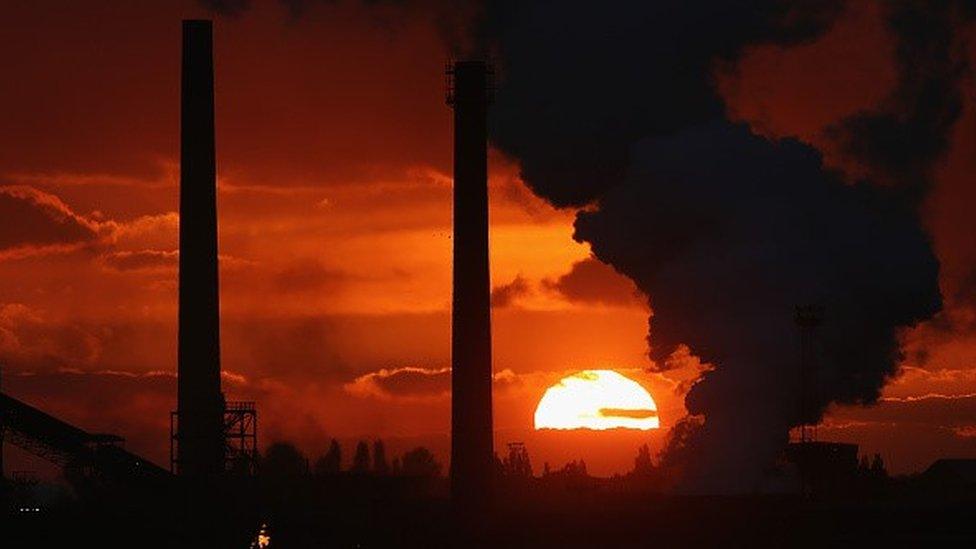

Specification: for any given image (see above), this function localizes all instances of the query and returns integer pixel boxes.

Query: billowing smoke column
[448,60,494,507]
[577,124,940,491]
[481,1,966,491]
[177,19,225,478]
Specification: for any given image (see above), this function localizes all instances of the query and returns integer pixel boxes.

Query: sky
[1,0,975,477]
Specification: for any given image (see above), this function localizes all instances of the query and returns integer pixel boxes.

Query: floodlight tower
[794,304,824,443]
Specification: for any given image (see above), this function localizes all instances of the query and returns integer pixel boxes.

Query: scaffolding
[224,401,258,476]
[170,400,258,476]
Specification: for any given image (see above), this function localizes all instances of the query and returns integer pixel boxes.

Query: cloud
[487,1,845,208]
[108,212,178,249]
[0,303,105,370]
[0,185,182,267]
[101,249,178,272]
[345,366,522,401]
[490,275,530,307]
[0,185,104,258]
[599,408,657,420]
[835,394,976,428]
[345,366,451,400]
[543,258,642,307]
[826,1,972,188]
[884,364,976,398]
[484,0,947,491]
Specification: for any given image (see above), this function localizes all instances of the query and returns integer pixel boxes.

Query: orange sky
[1,0,975,476]
[0,0,682,476]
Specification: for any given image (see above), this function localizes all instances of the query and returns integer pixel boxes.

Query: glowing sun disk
[534,369,659,430]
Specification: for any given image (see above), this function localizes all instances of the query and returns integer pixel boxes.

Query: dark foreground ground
[4,479,976,547]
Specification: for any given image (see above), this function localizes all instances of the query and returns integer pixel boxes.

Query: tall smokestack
[448,60,493,509]
[177,19,224,478]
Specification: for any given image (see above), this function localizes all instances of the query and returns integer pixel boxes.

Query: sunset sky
[2,0,975,477]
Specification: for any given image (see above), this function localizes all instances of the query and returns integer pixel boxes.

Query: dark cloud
[543,258,641,307]
[487,1,844,208]
[101,249,178,271]
[827,0,973,189]
[578,122,939,492]
[490,275,530,307]
[0,186,100,255]
[347,366,451,399]
[837,394,976,428]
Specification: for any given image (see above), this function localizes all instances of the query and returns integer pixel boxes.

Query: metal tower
[794,304,824,443]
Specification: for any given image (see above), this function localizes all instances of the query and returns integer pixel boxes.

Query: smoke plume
[482,1,958,491]
[828,0,973,189]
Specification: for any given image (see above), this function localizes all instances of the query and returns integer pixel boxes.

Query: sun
[534,370,659,430]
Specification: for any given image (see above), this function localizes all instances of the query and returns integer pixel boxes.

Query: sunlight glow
[534,370,659,430]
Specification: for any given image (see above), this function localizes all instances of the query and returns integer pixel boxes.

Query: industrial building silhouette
[3,15,976,549]
[173,18,226,481]
[448,59,495,513]
[0,20,494,510]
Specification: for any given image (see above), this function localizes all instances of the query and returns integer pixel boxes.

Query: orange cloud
[0,185,105,258]
[101,249,178,272]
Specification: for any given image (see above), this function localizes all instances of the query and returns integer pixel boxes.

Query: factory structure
[0,17,871,506]
[169,19,257,480]
[0,17,968,527]
[785,305,860,494]
[0,20,258,490]
[0,20,489,503]
[447,60,496,509]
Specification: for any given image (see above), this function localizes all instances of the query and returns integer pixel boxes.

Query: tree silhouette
[493,452,506,480]
[262,442,307,478]
[633,444,655,476]
[658,415,704,472]
[400,447,441,477]
[373,440,390,475]
[549,459,588,479]
[503,442,533,478]
[314,438,342,476]
[352,440,371,473]
[870,453,887,478]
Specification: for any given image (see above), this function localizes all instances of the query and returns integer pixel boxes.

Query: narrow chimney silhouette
[177,19,224,478]
[448,60,493,509]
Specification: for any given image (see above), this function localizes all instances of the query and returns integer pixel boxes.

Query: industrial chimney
[447,60,494,509]
[176,19,225,478]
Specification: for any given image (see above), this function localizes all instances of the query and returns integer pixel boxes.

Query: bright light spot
[251,523,271,548]
[534,370,659,430]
